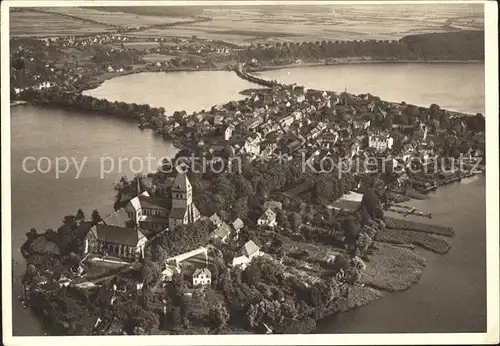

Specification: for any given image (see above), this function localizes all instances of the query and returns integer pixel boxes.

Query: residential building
[244,133,261,156]
[161,264,181,282]
[241,240,261,259]
[232,218,244,240]
[257,208,277,228]
[368,134,394,152]
[224,124,234,141]
[260,143,277,159]
[317,131,339,149]
[277,114,295,129]
[230,240,262,269]
[353,119,371,130]
[192,268,211,287]
[212,220,233,243]
[285,140,303,155]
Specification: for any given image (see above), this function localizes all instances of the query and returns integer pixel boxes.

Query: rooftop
[94,224,145,246]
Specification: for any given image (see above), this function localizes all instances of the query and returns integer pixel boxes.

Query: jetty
[385,203,433,219]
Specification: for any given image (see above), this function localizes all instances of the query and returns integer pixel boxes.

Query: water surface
[259,63,485,114]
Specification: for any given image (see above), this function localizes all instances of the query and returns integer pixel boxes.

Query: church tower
[169,172,200,228]
[171,172,192,209]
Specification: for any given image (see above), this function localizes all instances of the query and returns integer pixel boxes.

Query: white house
[257,208,277,228]
[241,240,261,259]
[230,240,262,269]
[224,125,234,141]
[192,268,211,287]
[368,134,394,152]
[161,264,181,282]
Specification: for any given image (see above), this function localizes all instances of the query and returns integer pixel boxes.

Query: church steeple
[172,172,192,208]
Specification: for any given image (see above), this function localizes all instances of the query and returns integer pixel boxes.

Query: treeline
[237,30,484,63]
[16,88,167,125]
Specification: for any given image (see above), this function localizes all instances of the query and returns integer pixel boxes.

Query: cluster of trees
[155,220,214,257]
[16,88,167,125]
[22,209,103,278]
[214,255,361,334]
[29,286,96,335]
[237,30,484,63]
[313,173,357,204]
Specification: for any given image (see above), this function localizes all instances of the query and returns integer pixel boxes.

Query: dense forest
[238,30,484,63]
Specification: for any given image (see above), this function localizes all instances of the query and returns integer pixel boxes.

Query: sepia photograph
[1,0,498,344]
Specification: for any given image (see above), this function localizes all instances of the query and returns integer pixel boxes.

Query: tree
[289,212,302,232]
[209,303,230,330]
[76,209,85,223]
[360,188,382,219]
[91,210,102,225]
[342,217,361,247]
[141,260,161,288]
[356,232,372,253]
[332,253,350,273]
[63,215,78,229]
[26,228,38,240]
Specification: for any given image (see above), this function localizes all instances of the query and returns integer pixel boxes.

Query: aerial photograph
[4,0,493,340]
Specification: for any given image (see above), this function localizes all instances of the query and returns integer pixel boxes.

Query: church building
[125,171,200,233]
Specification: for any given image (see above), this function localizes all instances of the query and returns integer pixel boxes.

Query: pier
[385,203,433,219]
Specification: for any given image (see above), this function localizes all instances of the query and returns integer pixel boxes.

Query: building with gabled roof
[192,268,211,287]
[84,224,147,261]
[241,240,261,258]
[257,208,277,228]
[211,221,233,244]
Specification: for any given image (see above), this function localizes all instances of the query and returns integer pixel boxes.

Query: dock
[385,204,433,219]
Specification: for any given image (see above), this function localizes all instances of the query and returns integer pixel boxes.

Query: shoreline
[250,59,484,73]
[77,58,483,95]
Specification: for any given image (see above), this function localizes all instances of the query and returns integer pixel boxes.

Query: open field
[36,7,193,29]
[130,4,484,45]
[10,11,113,37]
[10,5,483,42]
[142,53,177,62]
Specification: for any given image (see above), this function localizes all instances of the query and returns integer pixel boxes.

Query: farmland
[9,4,483,44]
[10,11,113,37]
[38,7,193,29]
[129,4,484,45]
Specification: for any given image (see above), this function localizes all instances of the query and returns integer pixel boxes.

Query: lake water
[316,175,487,333]
[11,63,486,335]
[10,106,178,335]
[83,70,257,116]
[258,63,485,115]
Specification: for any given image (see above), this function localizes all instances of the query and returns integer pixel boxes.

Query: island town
[11,19,486,336]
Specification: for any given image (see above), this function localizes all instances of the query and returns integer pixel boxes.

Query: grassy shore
[376,229,451,254]
[385,217,455,237]
[334,286,384,313]
[362,242,427,291]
